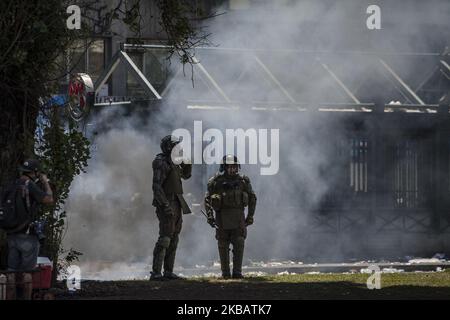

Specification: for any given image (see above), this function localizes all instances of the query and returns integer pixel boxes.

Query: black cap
[19,159,41,173]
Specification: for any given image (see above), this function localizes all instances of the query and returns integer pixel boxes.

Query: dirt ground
[56,271,450,300]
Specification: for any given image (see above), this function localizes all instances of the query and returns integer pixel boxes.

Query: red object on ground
[32,265,52,290]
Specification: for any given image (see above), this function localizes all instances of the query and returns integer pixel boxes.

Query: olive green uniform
[205,173,256,277]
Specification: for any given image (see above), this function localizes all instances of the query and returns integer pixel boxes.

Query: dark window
[391,140,431,208]
[126,49,170,97]
[68,39,105,82]
[349,138,368,193]
[126,52,145,97]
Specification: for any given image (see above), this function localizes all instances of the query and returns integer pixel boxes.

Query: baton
[201,209,218,229]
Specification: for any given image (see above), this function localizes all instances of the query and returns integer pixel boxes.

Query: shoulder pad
[152,154,169,167]
[154,153,166,161]
[208,173,220,183]
[207,172,222,185]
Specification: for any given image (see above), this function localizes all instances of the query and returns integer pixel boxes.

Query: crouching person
[1,159,53,299]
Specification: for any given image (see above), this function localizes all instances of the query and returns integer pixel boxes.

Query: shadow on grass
[62,278,450,300]
[189,278,450,299]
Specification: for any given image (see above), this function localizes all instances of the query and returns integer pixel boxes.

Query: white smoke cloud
[63,0,450,279]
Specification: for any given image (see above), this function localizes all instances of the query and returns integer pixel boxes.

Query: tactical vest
[213,176,248,230]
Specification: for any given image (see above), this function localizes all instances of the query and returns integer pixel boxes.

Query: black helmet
[19,159,41,173]
[160,135,181,154]
[219,154,240,172]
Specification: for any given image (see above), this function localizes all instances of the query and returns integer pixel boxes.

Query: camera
[30,219,47,241]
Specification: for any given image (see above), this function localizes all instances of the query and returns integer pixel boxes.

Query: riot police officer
[204,155,257,279]
[150,135,192,280]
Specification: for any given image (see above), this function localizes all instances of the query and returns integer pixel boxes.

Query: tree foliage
[36,107,90,281]
[0,0,214,279]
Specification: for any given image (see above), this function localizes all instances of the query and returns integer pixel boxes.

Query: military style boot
[232,238,245,279]
[163,235,184,280]
[218,242,231,279]
[151,236,170,281]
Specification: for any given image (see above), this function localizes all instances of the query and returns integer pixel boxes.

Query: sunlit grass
[190,269,450,287]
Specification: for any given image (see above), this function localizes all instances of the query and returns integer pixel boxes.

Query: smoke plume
[63,0,450,279]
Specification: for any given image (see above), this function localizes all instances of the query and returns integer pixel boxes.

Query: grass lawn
[62,269,450,300]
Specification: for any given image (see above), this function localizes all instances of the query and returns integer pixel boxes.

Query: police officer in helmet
[204,155,256,279]
[150,135,192,280]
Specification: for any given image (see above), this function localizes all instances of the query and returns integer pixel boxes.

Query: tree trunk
[0,100,39,187]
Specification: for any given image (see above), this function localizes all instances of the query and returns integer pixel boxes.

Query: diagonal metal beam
[319,61,361,104]
[379,58,425,105]
[440,59,450,72]
[414,66,438,92]
[440,60,450,79]
[235,61,252,84]
[94,50,122,94]
[94,50,162,99]
[253,55,296,103]
[191,56,231,102]
[196,67,229,101]
[120,51,162,99]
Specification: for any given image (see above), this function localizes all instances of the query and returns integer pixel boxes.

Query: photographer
[5,159,53,299]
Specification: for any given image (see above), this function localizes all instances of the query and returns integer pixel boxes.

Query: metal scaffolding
[90,44,450,250]
[94,44,450,115]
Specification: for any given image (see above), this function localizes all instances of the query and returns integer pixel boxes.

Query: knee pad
[169,234,179,247]
[158,236,171,249]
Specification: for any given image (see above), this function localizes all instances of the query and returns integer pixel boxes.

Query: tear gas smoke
[63,0,450,279]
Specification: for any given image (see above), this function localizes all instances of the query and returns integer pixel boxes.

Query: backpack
[0,179,31,232]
